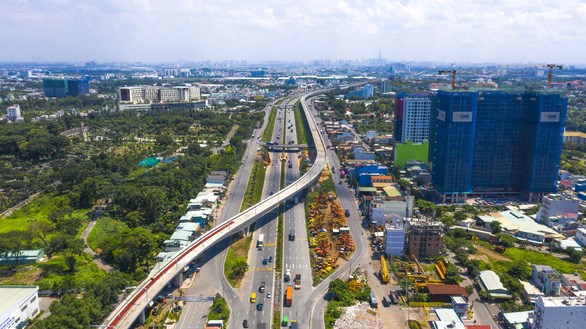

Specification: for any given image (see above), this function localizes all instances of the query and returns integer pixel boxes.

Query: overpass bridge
[263,143,308,152]
[101,91,328,328]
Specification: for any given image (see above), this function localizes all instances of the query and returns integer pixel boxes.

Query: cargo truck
[294,273,301,289]
[285,285,293,307]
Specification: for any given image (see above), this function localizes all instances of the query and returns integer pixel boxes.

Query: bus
[250,292,257,303]
[257,234,264,249]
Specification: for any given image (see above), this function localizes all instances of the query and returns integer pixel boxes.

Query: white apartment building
[532,296,586,329]
[401,95,431,143]
[6,104,22,121]
[537,193,579,227]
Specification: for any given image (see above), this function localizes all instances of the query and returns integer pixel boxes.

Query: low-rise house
[477,270,512,299]
[531,265,561,296]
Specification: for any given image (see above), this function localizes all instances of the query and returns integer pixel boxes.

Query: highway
[174,104,274,329]
[278,100,313,326]
[102,89,328,328]
[229,101,291,328]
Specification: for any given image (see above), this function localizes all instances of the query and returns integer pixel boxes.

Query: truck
[259,281,266,293]
[285,285,293,307]
[257,234,264,250]
[369,291,378,308]
[284,268,291,282]
[289,229,295,241]
[294,273,301,289]
[290,320,298,329]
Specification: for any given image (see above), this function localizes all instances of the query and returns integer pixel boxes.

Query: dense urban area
[1,60,586,329]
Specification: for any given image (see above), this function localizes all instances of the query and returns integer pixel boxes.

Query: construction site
[305,168,355,281]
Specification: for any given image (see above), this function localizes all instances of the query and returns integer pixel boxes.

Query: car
[269,256,273,263]
[262,258,268,265]
[257,303,263,311]
[243,319,249,328]
[267,291,271,298]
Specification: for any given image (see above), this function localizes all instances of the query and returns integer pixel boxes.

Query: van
[250,292,257,303]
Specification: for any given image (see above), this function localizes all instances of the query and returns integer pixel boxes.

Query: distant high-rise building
[430,90,567,203]
[395,93,431,143]
[43,78,89,98]
[348,84,374,99]
[379,80,392,94]
[6,104,22,122]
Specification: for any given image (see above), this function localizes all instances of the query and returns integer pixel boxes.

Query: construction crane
[438,70,457,89]
[380,255,390,283]
[546,64,562,86]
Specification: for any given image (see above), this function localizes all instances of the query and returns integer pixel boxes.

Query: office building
[431,90,567,203]
[395,93,431,143]
[0,286,40,329]
[405,221,443,258]
[6,104,22,121]
[348,84,374,99]
[43,78,90,98]
[532,296,586,329]
[119,85,201,104]
[379,80,392,94]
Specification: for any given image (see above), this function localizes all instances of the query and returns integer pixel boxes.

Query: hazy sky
[2,0,586,63]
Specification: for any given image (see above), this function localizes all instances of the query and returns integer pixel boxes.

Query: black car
[243,319,249,328]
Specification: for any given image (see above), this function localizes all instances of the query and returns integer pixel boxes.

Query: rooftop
[0,286,38,315]
[538,296,586,307]
[427,284,469,297]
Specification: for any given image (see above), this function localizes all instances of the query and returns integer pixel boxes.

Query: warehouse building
[0,286,40,329]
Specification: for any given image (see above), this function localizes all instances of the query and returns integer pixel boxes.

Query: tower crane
[438,70,457,89]
[546,64,562,86]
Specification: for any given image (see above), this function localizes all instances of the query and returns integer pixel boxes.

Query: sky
[2,0,586,64]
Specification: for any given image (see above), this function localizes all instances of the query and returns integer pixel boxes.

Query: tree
[454,211,467,222]
[28,221,56,258]
[569,248,584,263]
[508,260,531,280]
[490,221,502,234]
[0,231,31,267]
[498,234,516,248]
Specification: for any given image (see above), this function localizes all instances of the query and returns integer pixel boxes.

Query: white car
[267,292,271,298]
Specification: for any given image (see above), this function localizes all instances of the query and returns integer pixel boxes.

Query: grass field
[35,253,107,291]
[224,235,253,287]
[294,101,312,146]
[0,194,90,234]
[87,217,130,251]
[394,142,429,168]
[262,106,278,142]
[475,243,586,278]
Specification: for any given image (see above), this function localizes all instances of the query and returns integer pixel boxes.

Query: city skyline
[2,0,586,64]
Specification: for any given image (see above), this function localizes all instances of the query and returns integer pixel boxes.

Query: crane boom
[438,70,457,89]
[546,64,563,86]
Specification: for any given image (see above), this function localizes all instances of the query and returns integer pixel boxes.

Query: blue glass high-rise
[430,90,567,203]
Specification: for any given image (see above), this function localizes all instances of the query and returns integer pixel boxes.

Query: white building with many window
[532,296,586,329]
[400,95,431,143]
[6,104,22,122]
[0,286,39,329]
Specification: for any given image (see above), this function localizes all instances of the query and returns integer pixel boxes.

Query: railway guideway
[102,91,328,328]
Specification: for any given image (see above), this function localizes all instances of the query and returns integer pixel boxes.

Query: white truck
[257,233,264,250]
